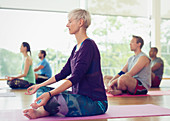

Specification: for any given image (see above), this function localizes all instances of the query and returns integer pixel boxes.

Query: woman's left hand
[6,76,15,81]
[30,92,51,109]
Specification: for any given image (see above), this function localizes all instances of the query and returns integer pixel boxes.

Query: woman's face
[66,17,80,34]
[20,44,26,53]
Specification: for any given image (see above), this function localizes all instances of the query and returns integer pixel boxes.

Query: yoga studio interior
[1,0,170,121]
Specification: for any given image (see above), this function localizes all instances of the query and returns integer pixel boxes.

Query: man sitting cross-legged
[104,35,151,95]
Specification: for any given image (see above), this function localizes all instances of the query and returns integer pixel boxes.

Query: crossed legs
[151,72,161,88]
[104,74,137,95]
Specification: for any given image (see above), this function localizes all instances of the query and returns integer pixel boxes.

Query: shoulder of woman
[25,56,32,63]
[82,39,94,49]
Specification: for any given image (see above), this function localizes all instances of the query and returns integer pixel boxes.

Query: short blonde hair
[68,8,91,28]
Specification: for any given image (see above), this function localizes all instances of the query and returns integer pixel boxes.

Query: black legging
[7,79,33,89]
[36,74,48,84]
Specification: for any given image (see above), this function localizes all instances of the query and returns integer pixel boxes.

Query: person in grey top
[149,47,164,88]
[104,35,151,95]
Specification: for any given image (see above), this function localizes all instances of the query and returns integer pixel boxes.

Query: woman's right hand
[25,84,41,95]
[30,92,51,109]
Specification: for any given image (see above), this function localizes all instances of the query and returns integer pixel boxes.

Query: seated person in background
[34,50,52,84]
[7,42,35,89]
[23,9,107,119]
[149,47,164,88]
[104,35,151,95]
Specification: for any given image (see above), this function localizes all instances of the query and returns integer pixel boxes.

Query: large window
[89,15,150,75]
[160,0,170,78]
[0,9,74,77]
[0,0,157,78]
[161,19,170,77]
[0,8,151,77]
[87,0,151,76]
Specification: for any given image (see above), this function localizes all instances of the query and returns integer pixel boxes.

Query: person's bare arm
[126,56,150,77]
[34,65,44,72]
[10,57,31,80]
[110,62,128,81]
[107,62,128,90]
[30,79,72,109]
[151,63,162,72]
[25,76,58,95]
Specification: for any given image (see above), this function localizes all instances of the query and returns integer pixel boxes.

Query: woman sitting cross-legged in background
[23,8,108,119]
[6,42,35,89]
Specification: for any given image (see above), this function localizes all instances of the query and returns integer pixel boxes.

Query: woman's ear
[79,18,84,27]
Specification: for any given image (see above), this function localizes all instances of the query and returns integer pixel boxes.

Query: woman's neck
[75,28,88,45]
[23,52,28,57]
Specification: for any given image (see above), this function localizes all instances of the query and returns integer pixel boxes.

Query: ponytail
[22,42,32,56]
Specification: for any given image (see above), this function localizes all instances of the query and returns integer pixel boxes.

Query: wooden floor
[1,80,170,121]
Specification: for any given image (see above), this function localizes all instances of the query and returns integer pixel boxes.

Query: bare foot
[23,108,49,119]
[109,90,122,96]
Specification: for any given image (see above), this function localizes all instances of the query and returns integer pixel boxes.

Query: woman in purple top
[23,9,107,119]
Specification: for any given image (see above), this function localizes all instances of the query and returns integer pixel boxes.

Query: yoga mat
[1,104,170,121]
[107,90,170,97]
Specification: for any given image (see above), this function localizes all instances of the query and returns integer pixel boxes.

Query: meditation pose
[23,9,107,119]
[104,35,151,95]
[34,50,52,84]
[149,47,164,88]
[7,42,35,89]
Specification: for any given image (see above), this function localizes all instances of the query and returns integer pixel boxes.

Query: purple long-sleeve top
[55,38,107,101]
